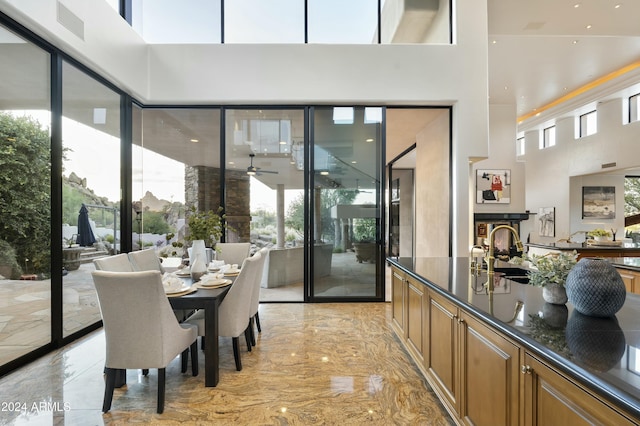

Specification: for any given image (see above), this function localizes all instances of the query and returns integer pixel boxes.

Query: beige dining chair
[92,270,198,414]
[185,251,262,371]
[93,253,134,272]
[248,248,269,347]
[128,248,165,273]
[215,242,251,266]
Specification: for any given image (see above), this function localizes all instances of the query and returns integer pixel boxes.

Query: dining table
[167,278,232,387]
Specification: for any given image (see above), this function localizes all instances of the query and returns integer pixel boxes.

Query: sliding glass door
[310,107,383,300]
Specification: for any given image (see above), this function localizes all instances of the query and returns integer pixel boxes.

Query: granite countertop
[387,256,640,418]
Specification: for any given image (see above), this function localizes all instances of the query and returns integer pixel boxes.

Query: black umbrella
[77,204,97,247]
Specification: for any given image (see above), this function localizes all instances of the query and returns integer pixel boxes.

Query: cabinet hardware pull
[521,365,533,374]
[457,318,465,324]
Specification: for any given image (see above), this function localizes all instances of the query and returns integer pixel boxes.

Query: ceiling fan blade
[258,170,279,174]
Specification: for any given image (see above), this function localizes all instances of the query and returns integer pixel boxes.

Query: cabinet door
[391,268,406,335]
[426,291,459,415]
[523,353,636,426]
[616,267,640,294]
[406,277,425,361]
[459,313,521,426]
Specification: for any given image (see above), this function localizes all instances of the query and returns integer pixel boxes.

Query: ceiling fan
[247,153,279,176]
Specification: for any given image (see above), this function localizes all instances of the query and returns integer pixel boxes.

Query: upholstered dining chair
[128,248,188,321]
[185,251,262,371]
[247,248,269,347]
[215,242,251,266]
[93,253,134,272]
[92,270,199,414]
[128,248,165,273]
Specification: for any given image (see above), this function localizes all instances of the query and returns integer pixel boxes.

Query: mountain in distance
[140,190,173,212]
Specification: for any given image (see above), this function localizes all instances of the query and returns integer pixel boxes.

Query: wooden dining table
[168,282,231,387]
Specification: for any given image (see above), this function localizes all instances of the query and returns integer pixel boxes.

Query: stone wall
[185,165,251,242]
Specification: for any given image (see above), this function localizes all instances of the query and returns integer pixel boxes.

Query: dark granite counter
[387,256,640,419]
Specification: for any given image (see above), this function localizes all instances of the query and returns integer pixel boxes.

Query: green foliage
[525,251,577,287]
[285,192,304,231]
[588,228,611,237]
[140,210,172,235]
[251,208,276,229]
[625,177,640,216]
[353,218,376,242]
[0,113,51,273]
[104,234,115,244]
[187,206,224,247]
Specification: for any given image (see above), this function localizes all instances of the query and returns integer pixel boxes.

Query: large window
[516,136,525,156]
[0,25,51,366]
[61,61,122,337]
[630,93,640,123]
[129,0,452,45]
[579,110,597,137]
[542,126,556,149]
[132,0,222,43]
[225,0,304,43]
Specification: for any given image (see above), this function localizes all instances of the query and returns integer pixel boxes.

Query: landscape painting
[582,186,615,219]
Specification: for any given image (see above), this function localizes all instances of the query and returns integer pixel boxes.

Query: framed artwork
[538,207,555,237]
[582,186,615,219]
[477,223,487,238]
[476,169,511,204]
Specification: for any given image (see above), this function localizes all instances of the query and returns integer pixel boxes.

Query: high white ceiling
[487,0,640,127]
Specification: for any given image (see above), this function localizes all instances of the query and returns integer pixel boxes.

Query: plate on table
[198,278,232,288]
[174,269,191,277]
[164,282,191,295]
[224,269,241,276]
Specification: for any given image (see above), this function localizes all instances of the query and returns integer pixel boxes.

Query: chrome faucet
[469,245,485,274]
[485,225,524,295]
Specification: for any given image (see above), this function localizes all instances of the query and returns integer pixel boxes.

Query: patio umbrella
[77,204,96,247]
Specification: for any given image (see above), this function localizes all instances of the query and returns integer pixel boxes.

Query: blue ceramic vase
[565,258,626,318]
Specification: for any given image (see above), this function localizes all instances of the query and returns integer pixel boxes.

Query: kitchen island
[388,256,640,426]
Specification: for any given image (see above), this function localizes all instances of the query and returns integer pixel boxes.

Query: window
[516,136,525,156]
[579,110,597,137]
[542,126,555,149]
[307,0,378,44]
[225,0,304,43]
[630,94,640,123]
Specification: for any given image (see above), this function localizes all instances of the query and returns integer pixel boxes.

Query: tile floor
[0,303,453,425]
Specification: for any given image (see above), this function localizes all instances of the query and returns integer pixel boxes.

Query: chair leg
[181,348,188,373]
[200,336,205,350]
[249,317,256,347]
[232,337,243,371]
[103,368,117,413]
[190,341,199,376]
[142,369,149,376]
[157,368,166,414]
[244,325,252,352]
[255,312,262,333]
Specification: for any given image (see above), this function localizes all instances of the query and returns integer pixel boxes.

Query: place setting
[162,272,197,296]
[196,273,233,289]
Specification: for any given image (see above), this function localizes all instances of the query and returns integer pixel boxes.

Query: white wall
[519,96,640,243]
[1,0,489,257]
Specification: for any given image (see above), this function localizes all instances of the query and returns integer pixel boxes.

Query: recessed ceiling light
[615,4,621,9]
[351,161,357,164]
[504,86,509,91]
[491,40,497,44]
[574,3,580,8]
[572,40,579,44]
[190,139,199,143]
[365,138,374,143]
[279,141,286,145]
[228,161,235,165]
[320,170,329,176]
[586,24,592,29]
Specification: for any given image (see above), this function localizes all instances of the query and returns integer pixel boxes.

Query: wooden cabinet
[424,292,521,426]
[425,290,460,415]
[522,352,636,426]
[390,263,639,426]
[459,312,521,426]
[391,269,406,336]
[616,267,640,294]
[406,276,426,362]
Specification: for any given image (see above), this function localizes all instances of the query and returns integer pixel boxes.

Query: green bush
[0,113,51,274]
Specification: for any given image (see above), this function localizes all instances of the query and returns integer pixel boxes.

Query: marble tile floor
[0,303,453,425]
